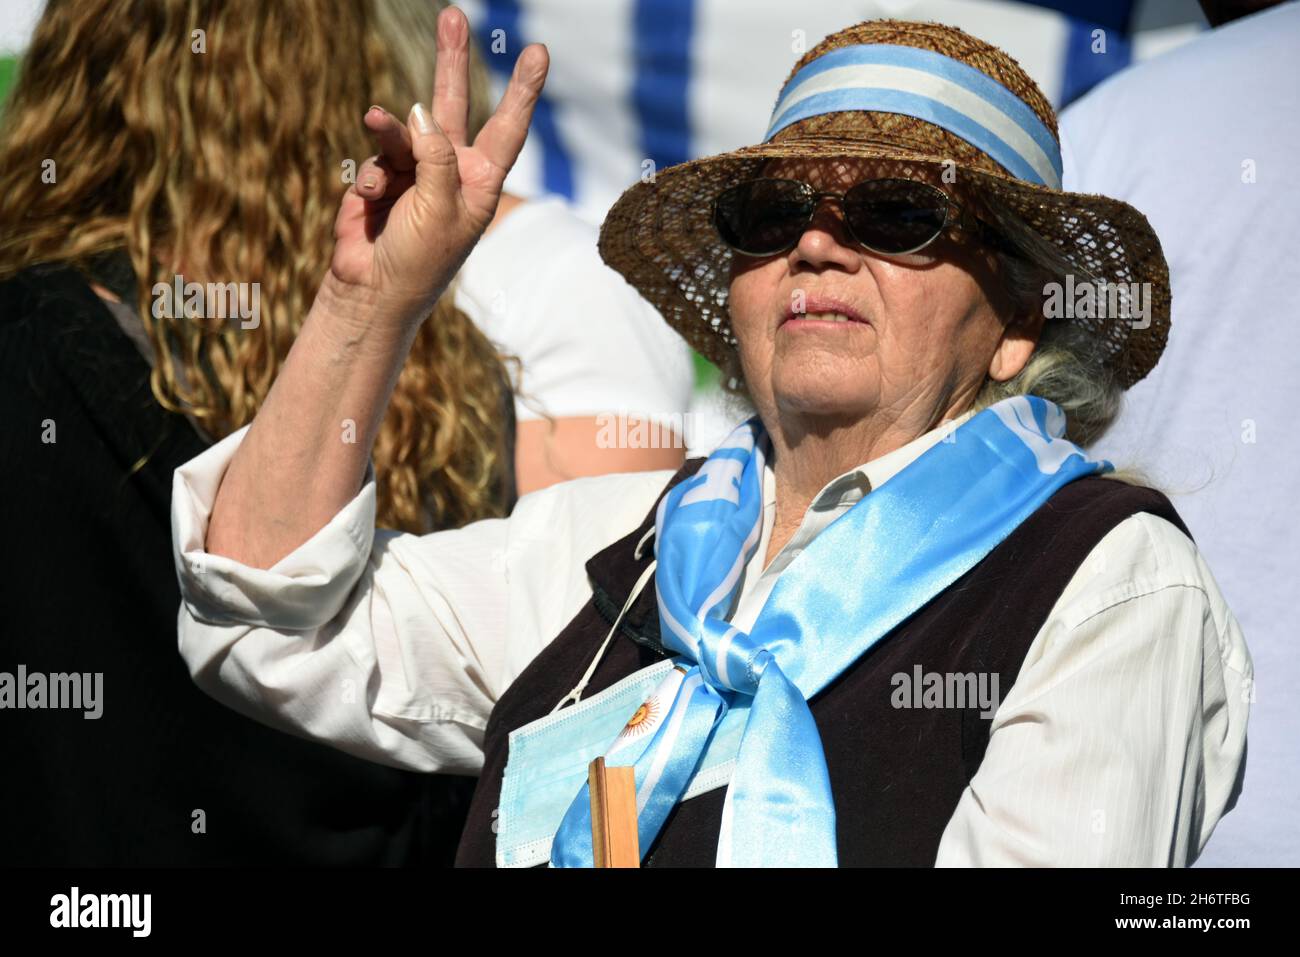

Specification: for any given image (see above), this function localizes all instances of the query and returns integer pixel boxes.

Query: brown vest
[454,459,1190,867]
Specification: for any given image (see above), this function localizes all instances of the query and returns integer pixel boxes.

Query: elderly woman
[172,12,1250,867]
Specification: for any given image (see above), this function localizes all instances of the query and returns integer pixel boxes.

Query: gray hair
[971,195,1150,486]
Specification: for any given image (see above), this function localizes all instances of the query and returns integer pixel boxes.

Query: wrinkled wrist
[314,271,425,352]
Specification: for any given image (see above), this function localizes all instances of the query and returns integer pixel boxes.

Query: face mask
[494,655,752,867]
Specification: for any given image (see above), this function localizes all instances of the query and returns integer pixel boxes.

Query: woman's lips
[780,296,870,328]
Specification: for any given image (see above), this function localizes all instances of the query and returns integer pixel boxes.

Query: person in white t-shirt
[1060,0,1299,866]
[456,190,695,495]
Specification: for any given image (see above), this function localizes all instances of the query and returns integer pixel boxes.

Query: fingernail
[367,104,386,118]
[361,177,377,190]
[410,102,434,135]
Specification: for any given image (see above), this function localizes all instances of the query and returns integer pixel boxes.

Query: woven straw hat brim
[598,135,1170,390]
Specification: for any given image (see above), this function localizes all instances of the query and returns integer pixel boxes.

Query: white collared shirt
[730,413,974,632]
[171,415,1251,866]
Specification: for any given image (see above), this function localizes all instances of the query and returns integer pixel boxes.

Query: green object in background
[0,56,18,111]
[692,350,720,391]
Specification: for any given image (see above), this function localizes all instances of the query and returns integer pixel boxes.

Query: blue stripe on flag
[481,0,575,199]
[1025,0,1135,34]
[633,0,695,172]
[1061,14,1134,106]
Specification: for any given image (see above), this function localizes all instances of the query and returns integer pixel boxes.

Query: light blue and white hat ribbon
[763,43,1063,188]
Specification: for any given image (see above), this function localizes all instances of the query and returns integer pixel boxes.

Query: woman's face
[726,156,1035,430]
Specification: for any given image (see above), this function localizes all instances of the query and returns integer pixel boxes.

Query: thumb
[407,102,460,201]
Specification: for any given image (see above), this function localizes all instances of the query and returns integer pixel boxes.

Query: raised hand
[330,6,548,326]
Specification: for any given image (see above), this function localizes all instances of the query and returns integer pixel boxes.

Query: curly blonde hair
[0,0,514,532]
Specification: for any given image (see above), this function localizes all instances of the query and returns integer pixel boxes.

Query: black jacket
[0,261,477,865]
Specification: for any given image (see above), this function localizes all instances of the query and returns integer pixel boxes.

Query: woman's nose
[790,196,861,268]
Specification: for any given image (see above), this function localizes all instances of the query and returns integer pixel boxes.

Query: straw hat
[597,19,1170,389]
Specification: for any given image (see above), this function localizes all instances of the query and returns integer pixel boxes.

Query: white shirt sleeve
[935,512,1252,867]
[171,424,674,775]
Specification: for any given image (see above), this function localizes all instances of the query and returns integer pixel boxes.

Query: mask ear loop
[551,527,657,713]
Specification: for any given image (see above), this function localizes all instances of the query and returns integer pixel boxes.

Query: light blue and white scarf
[546,395,1109,867]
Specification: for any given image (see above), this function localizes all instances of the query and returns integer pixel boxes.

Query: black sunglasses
[712,176,1001,259]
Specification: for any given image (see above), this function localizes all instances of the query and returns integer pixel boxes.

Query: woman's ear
[988,308,1047,382]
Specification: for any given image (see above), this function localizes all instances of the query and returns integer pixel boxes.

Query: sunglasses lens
[714,179,813,255]
[843,179,950,254]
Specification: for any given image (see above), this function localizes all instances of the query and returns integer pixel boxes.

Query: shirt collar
[734,407,979,617]
[761,408,978,515]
